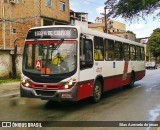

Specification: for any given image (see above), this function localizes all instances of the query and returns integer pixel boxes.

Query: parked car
[145,62,157,69]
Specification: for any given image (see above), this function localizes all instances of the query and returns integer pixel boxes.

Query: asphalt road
[0,69,160,130]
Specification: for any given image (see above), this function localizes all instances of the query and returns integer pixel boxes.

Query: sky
[69,0,160,38]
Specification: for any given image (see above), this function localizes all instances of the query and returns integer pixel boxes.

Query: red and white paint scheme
[20,25,145,102]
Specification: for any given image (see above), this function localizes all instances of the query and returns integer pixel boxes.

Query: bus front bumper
[20,84,78,101]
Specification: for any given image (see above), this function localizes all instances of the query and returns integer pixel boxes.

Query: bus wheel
[129,73,135,88]
[92,80,102,103]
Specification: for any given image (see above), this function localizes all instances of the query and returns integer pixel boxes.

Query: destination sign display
[26,27,78,39]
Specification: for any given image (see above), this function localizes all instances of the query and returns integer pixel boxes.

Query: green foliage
[147,28,160,58]
[126,30,134,34]
[0,78,20,84]
[104,0,160,20]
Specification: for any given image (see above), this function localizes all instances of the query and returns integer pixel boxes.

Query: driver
[51,52,64,65]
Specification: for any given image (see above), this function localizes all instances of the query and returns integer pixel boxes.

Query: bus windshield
[23,40,77,75]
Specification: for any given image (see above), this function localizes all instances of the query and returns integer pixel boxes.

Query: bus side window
[80,37,93,69]
[123,43,130,61]
[114,41,123,60]
[104,39,114,61]
[136,46,141,61]
[94,36,104,61]
[130,45,136,60]
[141,47,145,60]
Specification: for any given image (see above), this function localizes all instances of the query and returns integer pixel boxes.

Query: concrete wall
[0,50,22,78]
[0,50,12,78]
[15,54,22,77]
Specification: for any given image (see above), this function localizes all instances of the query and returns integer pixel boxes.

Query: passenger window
[123,43,130,61]
[94,36,104,61]
[80,37,93,69]
[104,39,114,61]
[140,47,145,60]
[130,45,136,60]
[136,46,141,61]
[114,41,123,60]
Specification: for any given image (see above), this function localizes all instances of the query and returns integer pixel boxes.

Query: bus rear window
[26,27,78,39]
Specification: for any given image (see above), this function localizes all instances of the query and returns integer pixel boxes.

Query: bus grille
[36,90,56,97]
[32,84,59,90]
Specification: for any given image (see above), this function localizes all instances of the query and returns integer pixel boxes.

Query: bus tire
[91,80,102,103]
[129,73,135,88]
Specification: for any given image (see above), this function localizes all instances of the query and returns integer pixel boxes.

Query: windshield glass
[23,40,77,75]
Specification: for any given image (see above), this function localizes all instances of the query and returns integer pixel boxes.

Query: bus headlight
[62,79,76,89]
[21,74,31,88]
[69,80,73,85]
[64,84,69,89]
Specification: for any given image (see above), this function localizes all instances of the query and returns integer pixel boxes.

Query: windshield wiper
[34,39,45,55]
[55,38,64,49]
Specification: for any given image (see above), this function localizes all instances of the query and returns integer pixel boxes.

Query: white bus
[20,25,145,102]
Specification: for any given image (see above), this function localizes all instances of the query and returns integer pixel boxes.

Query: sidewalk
[0,82,20,96]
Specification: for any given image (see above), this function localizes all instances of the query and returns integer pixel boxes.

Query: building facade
[70,10,88,28]
[0,0,70,52]
[89,17,126,33]
[89,17,136,41]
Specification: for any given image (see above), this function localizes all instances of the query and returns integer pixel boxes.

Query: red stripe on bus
[76,70,145,100]
[25,40,77,45]
[77,82,93,100]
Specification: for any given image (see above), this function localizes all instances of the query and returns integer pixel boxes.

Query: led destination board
[26,27,78,39]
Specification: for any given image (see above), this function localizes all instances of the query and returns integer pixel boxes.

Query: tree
[104,0,160,21]
[126,30,135,34]
[147,28,160,61]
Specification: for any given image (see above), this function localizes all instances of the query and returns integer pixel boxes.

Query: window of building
[12,29,16,34]
[94,36,104,61]
[114,41,123,60]
[46,0,52,7]
[60,1,65,11]
[43,19,54,26]
[123,43,130,61]
[9,0,22,4]
[104,39,114,61]
[130,45,136,60]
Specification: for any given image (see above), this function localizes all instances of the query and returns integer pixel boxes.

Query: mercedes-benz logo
[43,85,47,90]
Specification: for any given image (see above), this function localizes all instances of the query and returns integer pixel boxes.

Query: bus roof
[79,26,144,47]
[28,25,144,47]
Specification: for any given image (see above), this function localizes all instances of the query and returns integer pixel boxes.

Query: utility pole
[103,1,113,34]
[100,8,108,33]
[104,6,107,33]
[101,6,112,34]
